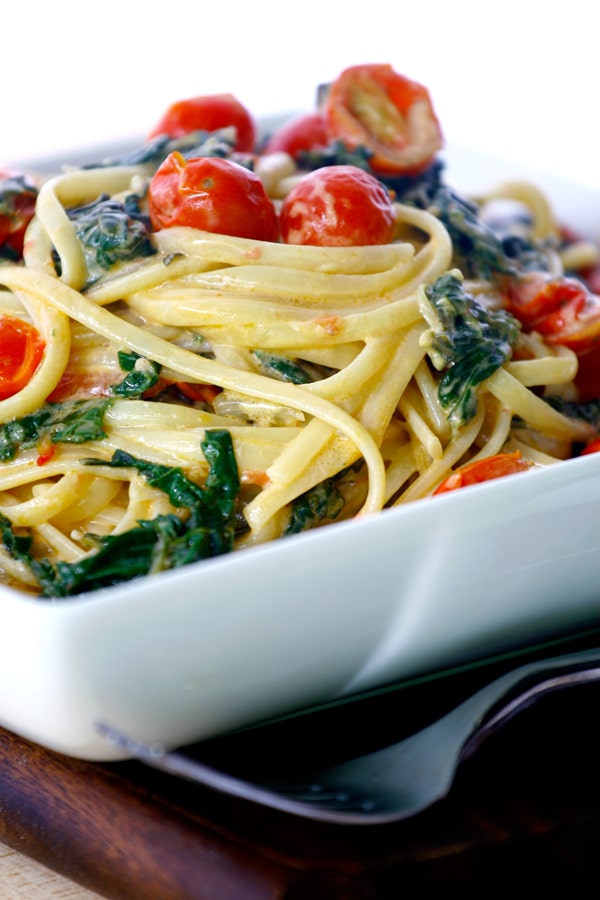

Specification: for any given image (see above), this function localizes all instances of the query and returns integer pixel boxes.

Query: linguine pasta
[0,124,597,597]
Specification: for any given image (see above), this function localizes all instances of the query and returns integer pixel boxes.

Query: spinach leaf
[110,351,162,398]
[2,429,241,597]
[285,475,346,535]
[387,161,552,279]
[424,272,520,427]
[296,140,373,171]
[0,513,34,560]
[84,128,250,173]
[0,399,111,461]
[252,351,315,384]
[544,396,600,431]
[66,192,155,285]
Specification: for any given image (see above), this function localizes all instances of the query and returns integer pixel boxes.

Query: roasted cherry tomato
[175,382,222,405]
[148,152,279,242]
[147,93,256,152]
[279,164,396,247]
[263,111,329,159]
[0,314,45,400]
[433,451,533,495]
[581,437,600,455]
[0,169,38,259]
[501,274,600,354]
[323,63,443,176]
[573,343,600,402]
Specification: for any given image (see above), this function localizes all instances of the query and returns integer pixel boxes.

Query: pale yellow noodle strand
[33,166,144,290]
[0,473,84,526]
[0,548,39,587]
[412,360,452,441]
[397,390,444,461]
[127,290,423,348]
[485,367,593,440]
[245,328,427,530]
[153,226,416,275]
[262,417,341,488]
[105,398,241,430]
[0,451,132,492]
[306,333,400,402]
[505,346,578,386]
[395,405,487,503]
[357,325,428,440]
[467,402,514,462]
[32,522,87,562]
[478,180,559,242]
[51,477,123,529]
[243,426,350,533]
[507,436,567,466]
[86,254,217,306]
[0,266,387,516]
[383,443,418,503]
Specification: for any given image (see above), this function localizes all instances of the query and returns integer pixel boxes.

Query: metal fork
[96,645,600,826]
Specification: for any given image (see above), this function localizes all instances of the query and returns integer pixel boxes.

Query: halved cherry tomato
[262,111,329,159]
[147,93,256,152]
[0,169,38,259]
[148,153,279,242]
[0,315,45,400]
[279,164,396,247]
[501,274,600,355]
[323,63,443,176]
[433,451,533,495]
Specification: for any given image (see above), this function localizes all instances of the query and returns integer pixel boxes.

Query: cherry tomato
[433,451,533,495]
[0,315,45,400]
[574,343,600,402]
[0,170,38,259]
[46,369,117,403]
[279,165,396,247]
[581,437,600,455]
[323,63,443,176]
[147,93,256,151]
[501,274,600,354]
[175,382,222,405]
[262,111,329,159]
[148,152,279,242]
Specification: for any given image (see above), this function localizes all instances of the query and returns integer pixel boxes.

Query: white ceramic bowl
[1,145,599,761]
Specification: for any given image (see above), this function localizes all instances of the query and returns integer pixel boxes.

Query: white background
[2,1,599,190]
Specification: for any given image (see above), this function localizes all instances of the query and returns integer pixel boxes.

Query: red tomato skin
[323,63,443,176]
[581,437,600,455]
[148,153,279,242]
[574,343,600,402]
[147,93,256,151]
[263,111,329,158]
[433,451,532,495]
[0,315,45,400]
[501,274,600,355]
[279,165,396,247]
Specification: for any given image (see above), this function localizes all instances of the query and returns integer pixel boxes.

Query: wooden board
[2,630,600,899]
[0,845,101,898]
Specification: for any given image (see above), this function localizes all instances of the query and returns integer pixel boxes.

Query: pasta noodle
[0,83,598,598]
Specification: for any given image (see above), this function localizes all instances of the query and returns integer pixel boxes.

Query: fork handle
[461,650,600,760]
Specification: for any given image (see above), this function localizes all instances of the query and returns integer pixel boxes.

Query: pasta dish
[0,63,598,598]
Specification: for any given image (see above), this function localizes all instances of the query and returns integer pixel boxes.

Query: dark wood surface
[2,629,600,899]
